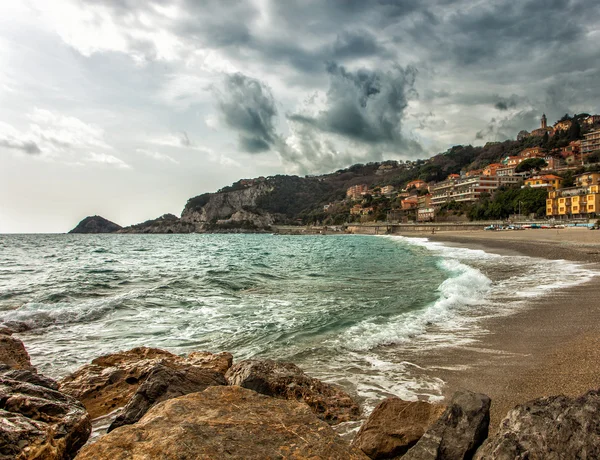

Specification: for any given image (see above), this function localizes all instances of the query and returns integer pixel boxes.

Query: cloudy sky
[1,0,599,232]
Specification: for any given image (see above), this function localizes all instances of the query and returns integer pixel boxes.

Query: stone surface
[352,397,446,459]
[0,333,33,371]
[403,390,490,460]
[107,363,226,432]
[0,374,91,459]
[225,359,361,424]
[59,347,233,419]
[117,213,196,234]
[68,215,122,233]
[0,367,59,390]
[76,385,369,460]
[475,389,600,459]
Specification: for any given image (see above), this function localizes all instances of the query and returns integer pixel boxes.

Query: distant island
[70,113,600,234]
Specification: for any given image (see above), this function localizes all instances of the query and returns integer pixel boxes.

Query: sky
[1,0,599,233]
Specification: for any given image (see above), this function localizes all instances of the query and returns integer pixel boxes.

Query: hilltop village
[332,113,600,224]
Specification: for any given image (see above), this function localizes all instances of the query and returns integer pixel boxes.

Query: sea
[0,233,596,413]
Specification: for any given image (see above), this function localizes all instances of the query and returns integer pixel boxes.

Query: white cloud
[88,152,130,169]
[136,148,179,164]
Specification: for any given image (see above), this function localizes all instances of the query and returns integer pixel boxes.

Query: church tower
[541,113,547,129]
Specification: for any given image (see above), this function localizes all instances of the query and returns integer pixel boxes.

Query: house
[482,163,503,176]
[575,172,600,187]
[405,179,428,190]
[561,140,581,157]
[401,196,419,210]
[503,156,525,167]
[496,165,517,176]
[464,169,483,177]
[350,204,363,215]
[553,119,572,131]
[584,115,600,126]
[346,184,369,200]
[431,175,522,207]
[520,147,545,158]
[381,185,395,195]
[542,156,562,171]
[524,175,563,190]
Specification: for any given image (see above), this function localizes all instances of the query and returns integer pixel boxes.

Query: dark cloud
[178,132,191,147]
[0,138,41,155]
[214,73,278,154]
[476,109,538,141]
[288,62,418,144]
[495,95,519,111]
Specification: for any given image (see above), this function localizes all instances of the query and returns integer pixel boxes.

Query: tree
[515,158,548,173]
[567,121,581,141]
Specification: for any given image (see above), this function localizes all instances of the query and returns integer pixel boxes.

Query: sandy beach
[402,228,600,429]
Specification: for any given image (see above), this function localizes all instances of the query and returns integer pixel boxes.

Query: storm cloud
[214,73,279,154]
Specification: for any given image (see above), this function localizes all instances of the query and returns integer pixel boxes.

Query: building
[561,140,581,157]
[520,147,545,158]
[401,196,419,210]
[430,175,522,207]
[405,179,428,191]
[546,184,600,218]
[464,169,483,177]
[417,194,434,222]
[503,156,525,167]
[482,163,503,176]
[496,165,517,176]
[582,129,600,155]
[530,113,554,138]
[524,175,563,190]
[541,156,562,171]
[584,115,600,126]
[553,119,573,131]
[380,185,395,195]
[346,184,368,200]
[575,172,600,187]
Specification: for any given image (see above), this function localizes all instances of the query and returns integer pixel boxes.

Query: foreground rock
[0,331,33,371]
[225,359,361,424]
[0,372,91,459]
[475,389,600,459]
[403,390,490,460]
[77,386,368,459]
[68,215,121,234]
[352,397,446,459]
[59,347,232,419]
[107,363,226,432]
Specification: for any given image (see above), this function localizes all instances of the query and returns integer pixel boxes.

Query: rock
[76,385,369,459]
[186,350,233,375]
[352,397,446,459]
[68,215,122,234]
[59,347,233,419]
[225,359,360,424]
[403,390,491,460]
[0,374,91,459]
[474,389,600,459]
[107,363,226,432]
[0,334,33,371]
[117,213,196,234]
[0,321,31,334]
[0,368,59,390]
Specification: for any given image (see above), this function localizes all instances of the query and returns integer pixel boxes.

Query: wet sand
[403,228,600,430]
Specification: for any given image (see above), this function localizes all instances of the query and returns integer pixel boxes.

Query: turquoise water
[0,233,595,408]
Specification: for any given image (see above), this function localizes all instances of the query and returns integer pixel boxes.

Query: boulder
[0,333,33,371]
[59,347,232,419]
[352,398,446,459]
[0,374,91,459]
[225,359,361,424]
[403,390,490,460]
[107,363,226,432]
[76,385,369,459]
[475,389,600,459]
[0,367,59,390]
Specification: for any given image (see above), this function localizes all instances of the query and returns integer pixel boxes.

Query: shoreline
[400,229,600,429]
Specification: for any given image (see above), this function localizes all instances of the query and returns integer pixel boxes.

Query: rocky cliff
[68,216,122,234]
[117,213,196,234]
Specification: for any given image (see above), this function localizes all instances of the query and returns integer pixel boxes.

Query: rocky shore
[1,329,600,459]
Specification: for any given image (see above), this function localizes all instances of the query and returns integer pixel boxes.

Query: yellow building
[524,174,563,190]
[547,184,600,218]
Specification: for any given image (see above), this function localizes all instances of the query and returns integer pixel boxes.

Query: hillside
[69,216,122,234]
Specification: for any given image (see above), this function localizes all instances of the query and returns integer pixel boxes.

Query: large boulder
[59,347,232,419]
[352,398,446,459]
[225,359,361,424]
[107,363,226,432]
[76,385,369,459]
[0,333,33,371]
[0,374,91,459]
[475,389,600,459]
[403,390,491,460]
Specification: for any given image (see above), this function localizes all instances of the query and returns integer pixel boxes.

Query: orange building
[405,179,428,190]
[482,163,503,176]
[346,184,368,200]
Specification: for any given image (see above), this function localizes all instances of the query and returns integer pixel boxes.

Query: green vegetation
[468,187,548,220]
[515,158,547,173]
